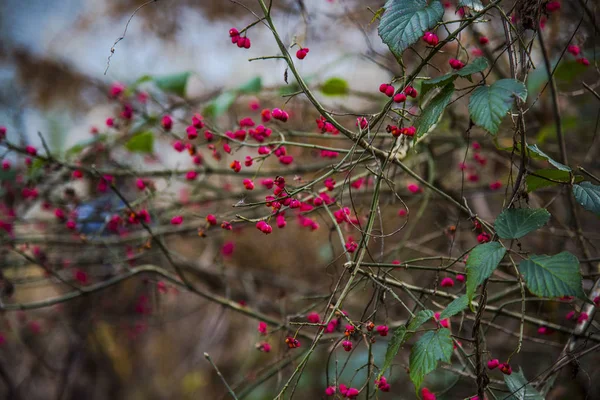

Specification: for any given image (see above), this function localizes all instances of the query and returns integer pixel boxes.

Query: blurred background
[0,0,600,399]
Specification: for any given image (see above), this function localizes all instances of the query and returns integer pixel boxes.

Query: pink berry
[441,277,455,287]
[487,359,500,370]
[170,215,183,225]
[342,340,353,351]
[173,141,185,152]
[206,214,217,226]
[568,44,580,56]
[376,325,389,336]
[325,386,336,396]
[161,115,173,131]
[456,274,465,283]
[421,388,437,400]
[479,36,489,45]
[393,93,407,103]
[296,47,309,60]
[499,363,512,375]
[186,171,197,181]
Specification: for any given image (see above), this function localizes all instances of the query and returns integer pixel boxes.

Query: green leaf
[458,0,484,11]
[526,169,583,192]
[439,295,469,319]
[125,131,154,153]
[457,57,489,77]
[494,208,550,239]
[65,134,107,158]
[421,75,458,99]
[378,0,444,56]
[0,168,17,182]
[573,182,600,216]
[527,144,570,171]
[408,309,435,331]
[421,58,489,99]
[380,326,407,377]
[466,242,506,303]
[519,252,585,299]
[203,91,237,118]
[154,72,191,97]
[379,309,434,379]
[409,328,453,392]
[504,368,544,400]
[416,83,455,137]
[320,77,349,96]
[238,76,262,94]
[469,79,527,134]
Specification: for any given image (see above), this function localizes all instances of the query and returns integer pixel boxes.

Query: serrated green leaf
[466,242,506,303]
[154,72,191,97]
[203,91,237,118]
[416,83,454,137]
[469,79,527,134]
[526,169,583,192]
[379,326,407,378]
[421,58,489,99]
[320,77,349,96]
[421,75,458,99]
[519,252,585,299]
[378,0,444,56]
[409,328,453,392]
[494,208,550,239]
[573,182,600,216]
[527,144,570,171]
[504,368,544,400]
[457,57,489,77]
[125,131,154,153]
[408,309,435,331]
[459,0,484,11]
[439,295,469,319]
[238,76,262,94]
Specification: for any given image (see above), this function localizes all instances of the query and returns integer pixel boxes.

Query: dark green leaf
[238,76,262,94]
[378,0,444,56]
[416,83,455,137]
[408,309,435,331]
[421,58,488,99]
[469,79,527,134]
[379,326,407,378]
[466,242,506,303]
[125,131,154,153]
[0,168,17,182]
[573,182,600,216]
[519,252,585,299]
[439,295,469,319]
[421,75,457,99]
[320,77,349,96]
[527,144,570,171]
[203,91,237,118]
[459,0,484,11]
[526,169,582,192]
[494,208,550,239]
[409,328,453,392]
[504,368,544,400]
[154,72,191,97]
[65,134,107,158]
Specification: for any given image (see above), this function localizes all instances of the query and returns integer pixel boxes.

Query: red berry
[161,115,173,131]
[393,93,407,103]
[487,359,500,370]
[384,85,395,97]
[296,47,309,60]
